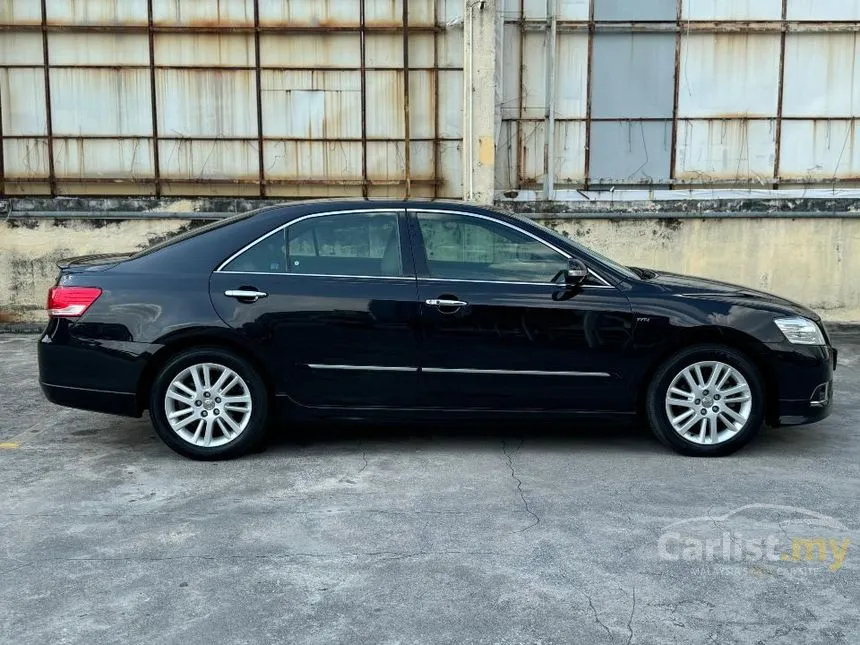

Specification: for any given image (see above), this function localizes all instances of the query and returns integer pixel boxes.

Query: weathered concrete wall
[2,207,859,325]
[542,217,860,323]
[0,218,194,324]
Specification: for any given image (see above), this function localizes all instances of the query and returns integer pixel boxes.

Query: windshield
[504,211,640,280]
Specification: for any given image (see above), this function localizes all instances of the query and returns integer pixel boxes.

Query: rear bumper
[40,381,140,417]
[38,322,157,417]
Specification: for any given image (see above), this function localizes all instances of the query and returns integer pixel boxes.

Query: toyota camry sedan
[38,200,836,459]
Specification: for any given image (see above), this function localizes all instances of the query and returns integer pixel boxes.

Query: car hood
[640,269,820,320]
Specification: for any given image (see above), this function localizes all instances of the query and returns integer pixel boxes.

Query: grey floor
[1,333,858,644]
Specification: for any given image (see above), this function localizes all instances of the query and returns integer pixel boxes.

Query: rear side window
[221,211,404,277]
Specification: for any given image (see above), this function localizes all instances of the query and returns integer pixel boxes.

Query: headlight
[774,317,825,345]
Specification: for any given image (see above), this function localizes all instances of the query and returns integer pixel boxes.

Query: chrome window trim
[215,206,616,289]
[215,208,405,274]
[408,208,614,289]
[217,271,412,281]
[419,277,611,288]
[422,367,611,377]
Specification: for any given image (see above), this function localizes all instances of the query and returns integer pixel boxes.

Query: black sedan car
[38,200,836,459]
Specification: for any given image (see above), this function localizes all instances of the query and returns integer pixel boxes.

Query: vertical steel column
[147,0,161,197]
[583,0,595,190]
[543,0,557,199]
[40,0,56,196]
[432,0,440,198]
[516,0,525,188]
[668,0,683,185]
[773,0,789,189]
[0,64,5,195]
[360,0,369,197]
[253,0,266,197]
[402,0,412,198]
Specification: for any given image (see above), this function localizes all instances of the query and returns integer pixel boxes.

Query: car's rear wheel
[149,347,269,460]
[646,344,765,457]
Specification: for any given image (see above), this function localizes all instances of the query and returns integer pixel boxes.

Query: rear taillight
[47,286,102,318]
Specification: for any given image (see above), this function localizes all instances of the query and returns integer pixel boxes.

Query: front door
[409,209,634,411]
[210,209,421,408]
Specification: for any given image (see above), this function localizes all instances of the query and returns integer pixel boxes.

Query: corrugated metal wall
[2,1,860,199]
[498,0,860,194]
[0,0,464,198]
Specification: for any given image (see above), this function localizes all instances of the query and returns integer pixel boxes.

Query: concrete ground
[0,333,858,645]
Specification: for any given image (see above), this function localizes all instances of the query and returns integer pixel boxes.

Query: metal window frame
[215,206,615,288]
[215,207,406,274]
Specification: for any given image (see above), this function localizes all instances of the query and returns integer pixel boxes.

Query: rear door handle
[425,298,468,307]
[225,289,268,302]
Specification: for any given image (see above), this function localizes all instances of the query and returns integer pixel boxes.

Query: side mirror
[564,259,589,287]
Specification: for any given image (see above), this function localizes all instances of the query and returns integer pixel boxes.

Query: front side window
[221,211,404,277]
[415,212,567,283]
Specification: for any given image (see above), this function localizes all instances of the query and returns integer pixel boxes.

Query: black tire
[149,347,269,460]
[645,344,765,457]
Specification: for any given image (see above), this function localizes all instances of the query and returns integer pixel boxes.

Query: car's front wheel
[149,347,269,460]
[646,344,765,456]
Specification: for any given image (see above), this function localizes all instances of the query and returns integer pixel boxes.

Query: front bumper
[766,341,836,427]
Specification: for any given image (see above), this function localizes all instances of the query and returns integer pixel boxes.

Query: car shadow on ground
[267,417,652,450]
[254,416,838,458]
[38,410,843,460]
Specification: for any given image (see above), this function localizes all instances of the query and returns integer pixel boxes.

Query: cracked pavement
[1,332,859,644]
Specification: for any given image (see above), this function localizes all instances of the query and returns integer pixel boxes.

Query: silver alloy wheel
[664,360,753,445]
[164,362,252,448]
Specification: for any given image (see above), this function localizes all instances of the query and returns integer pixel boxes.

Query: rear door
[409,209,634,412]
[210,208,421,408]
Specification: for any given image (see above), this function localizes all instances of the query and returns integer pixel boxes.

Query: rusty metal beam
[7,173,860,188]
[773,0,789,189]
[2,177,442,187]
[253,0,265,198]
[668,0,682,187]
[0,134,464,142]
[0,24,443,34]
[40,0,55,196]
[516,0,525,189]
[432,0,440,199]
[0,64,460,72]
[0,62,4,195]
[402,0,411,199]
[6,20,858,33]
[360,0,368,198]
[503,19,860,33]
[543,0,557,199]
[2,20,857,34]
[583,0,595,190]
[503,116,855,123]
[147,0,160,197]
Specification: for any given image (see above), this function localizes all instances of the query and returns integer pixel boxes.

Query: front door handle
[225,289,268,302]
[425,298,469,307]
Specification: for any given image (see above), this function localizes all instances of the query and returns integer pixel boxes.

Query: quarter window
[415,212,568,283]
[221,211,404,277]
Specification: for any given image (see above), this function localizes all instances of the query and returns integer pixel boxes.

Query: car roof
[249,198,500,217]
